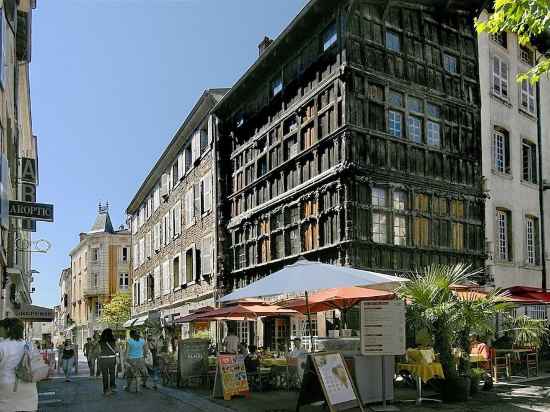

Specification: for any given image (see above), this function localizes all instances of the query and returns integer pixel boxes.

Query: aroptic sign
[9,200,54,222]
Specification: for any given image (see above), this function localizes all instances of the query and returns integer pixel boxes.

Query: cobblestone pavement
[37,376,232,412]
[38,359,550,412]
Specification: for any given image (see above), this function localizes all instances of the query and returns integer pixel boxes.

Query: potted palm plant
[397,264,471,401]
[452,287,511,395]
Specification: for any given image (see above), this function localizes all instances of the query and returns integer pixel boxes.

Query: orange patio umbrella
[183,303,299,322]
[282,287,395,314]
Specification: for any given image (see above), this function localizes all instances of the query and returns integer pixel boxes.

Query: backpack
[15,343,50,384]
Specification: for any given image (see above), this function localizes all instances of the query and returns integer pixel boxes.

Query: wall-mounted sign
[20,157,38,230]
[9,200,54,222]
[15,237,51,253]
[20,157,37,184]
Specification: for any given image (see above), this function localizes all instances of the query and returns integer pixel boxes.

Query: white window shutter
[140,277,146,304]
[186,189,194,224]
[175,201,181,235]
[192,132,200,162]
[204,172,212,212]
[207,115,214,145]
[154,266,160,298]
[194,183,201,216]
[178,153,184,179]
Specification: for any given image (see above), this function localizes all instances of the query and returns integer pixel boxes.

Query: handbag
[14,343,50,391]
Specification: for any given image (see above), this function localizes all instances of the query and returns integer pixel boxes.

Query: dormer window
[272,77,283,97]
[322,22,337,51]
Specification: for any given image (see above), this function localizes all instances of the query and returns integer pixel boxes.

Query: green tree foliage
[476,0,550,83]
[99,293,131,330]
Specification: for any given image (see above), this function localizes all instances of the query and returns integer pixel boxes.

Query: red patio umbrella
[174,306,214,324]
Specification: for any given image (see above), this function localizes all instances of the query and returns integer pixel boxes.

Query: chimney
[258,36,273,57]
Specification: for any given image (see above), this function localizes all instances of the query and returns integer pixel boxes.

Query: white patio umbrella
[220,259,408,349]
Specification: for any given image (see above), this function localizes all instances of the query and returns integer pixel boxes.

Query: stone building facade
[68,206,130,347]
[213,0,487,294]
[127,89,227,337]
[0,0,39,320]
[477,10,550,291]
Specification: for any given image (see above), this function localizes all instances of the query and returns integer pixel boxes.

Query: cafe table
[397,362,445,405]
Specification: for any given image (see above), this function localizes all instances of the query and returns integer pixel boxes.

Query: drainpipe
[536,78,547,291]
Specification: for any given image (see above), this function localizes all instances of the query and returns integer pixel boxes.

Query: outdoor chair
[491,349,510,382]
[286,357,302,390]
[159,356,179,387]
[526,351,538,378]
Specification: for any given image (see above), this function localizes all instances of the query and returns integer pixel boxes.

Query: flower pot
[341,329,352,337]
[441,376,470,402]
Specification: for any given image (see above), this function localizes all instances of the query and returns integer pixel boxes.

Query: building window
[407,96,422,113]
[496,209,512,261]
[388,110,402,137]
[443,54,458,74]
[527,305,546,320]
[427,103,440,119]
[393,191,407,211]
[522,140,537,184]
[526,216,540,266]
[121,247,128,263]
[95,301,102,318]
[322,22,337,51]
[272,77,283,97]
[385,31,400,52]
[408,116,422,143]
[427,121,441,146]
[91,248,99,261]
[490,32,507,48]
[493,128,510,174]
[372,213,387,243]
[172,162,178,187]
[372,187,386,207]
[451,223,464,251]
[413,217,430,247]
[388,90,403,107]
[492,55,509,99]
[520,79,535,115]
[173,256,180,289]
[520,46,534,66]
[119,273,129,291]
[393,216,407,246]
[185,248,194,283]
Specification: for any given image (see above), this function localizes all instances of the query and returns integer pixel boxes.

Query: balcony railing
[82,282,108,296]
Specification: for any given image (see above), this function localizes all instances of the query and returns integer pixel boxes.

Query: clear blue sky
[30,0,307,308]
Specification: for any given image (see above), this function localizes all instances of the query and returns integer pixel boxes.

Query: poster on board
[212,354,250,401]
[296,352,364,412]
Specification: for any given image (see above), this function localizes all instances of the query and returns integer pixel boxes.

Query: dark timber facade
[214,0,486,294]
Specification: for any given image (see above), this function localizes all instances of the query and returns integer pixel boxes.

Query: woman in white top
[0,318,38,412]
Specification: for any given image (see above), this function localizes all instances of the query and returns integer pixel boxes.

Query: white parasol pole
[305,291,313,352]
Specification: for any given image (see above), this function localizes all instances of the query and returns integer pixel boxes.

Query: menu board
[314,353,357,407]
[178,338,209,385]
[297,352,363,412]
[212,354,250,400]
[360,300,406,356]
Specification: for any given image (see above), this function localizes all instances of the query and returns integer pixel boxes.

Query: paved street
[37,375,550,412]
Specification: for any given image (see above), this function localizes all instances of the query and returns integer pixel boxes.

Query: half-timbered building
[214,0,486,294]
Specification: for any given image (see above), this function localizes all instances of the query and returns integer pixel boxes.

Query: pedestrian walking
[61,339,76,382]
[0,318,39,412]
[125,330,148,392]
[116,338,127,378]
[98,329,118,396]
[83,337,95,377]
[90,332,101,378]
[145,335,160,390]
